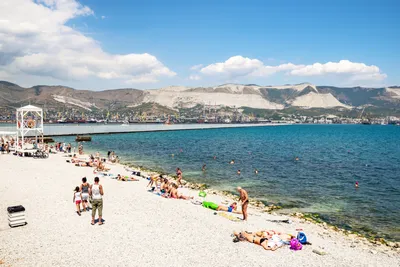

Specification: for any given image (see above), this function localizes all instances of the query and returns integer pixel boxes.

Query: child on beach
[73,186,82,216]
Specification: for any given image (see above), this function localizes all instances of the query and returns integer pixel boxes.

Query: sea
[4,124,400,241]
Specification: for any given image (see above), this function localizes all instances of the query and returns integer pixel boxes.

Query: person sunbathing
[254,230,294,244]
[96,162,110,172]
[75,161,94,167]
[168,183,193,200]
[233,231,284,251]
[161,183,174,198]
[159,178,170,193]
[202,201,242,214]
[117,174,139,181]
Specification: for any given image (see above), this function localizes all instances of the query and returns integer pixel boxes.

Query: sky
[0,0,399,90]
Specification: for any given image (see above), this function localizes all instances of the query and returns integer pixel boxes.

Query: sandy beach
[0,152,399,267]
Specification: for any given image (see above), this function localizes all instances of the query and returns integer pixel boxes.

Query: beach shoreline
[119,159,400,245]
[0,151,399,267]
[50,136,400,244]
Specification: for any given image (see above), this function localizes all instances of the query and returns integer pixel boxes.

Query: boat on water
[361,119,371,125]
[57,118,95,124]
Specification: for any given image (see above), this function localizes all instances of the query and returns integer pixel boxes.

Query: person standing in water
[90,177,104,225]
[202,164,207,171]
[237,187,249,221]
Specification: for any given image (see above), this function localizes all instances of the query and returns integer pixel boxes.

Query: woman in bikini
[80,177,90,211]
[233,231,284,251]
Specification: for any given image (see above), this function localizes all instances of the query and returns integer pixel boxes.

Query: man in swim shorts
[237,187,249,221]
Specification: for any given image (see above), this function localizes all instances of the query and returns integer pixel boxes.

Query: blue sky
[0,0,399,89]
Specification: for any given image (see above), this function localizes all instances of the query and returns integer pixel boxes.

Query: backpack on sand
[290,238,303,251]
[297,232,307,244]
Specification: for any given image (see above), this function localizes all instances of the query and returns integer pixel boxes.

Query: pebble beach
[0,152,399,267]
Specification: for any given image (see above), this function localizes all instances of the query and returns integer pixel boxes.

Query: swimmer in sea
[202,164,206,171]
[295,157,299,161]
[230,160,235,164]
[254,169,258,174]
[237,170,241,175]
[355,181,359,188]
[213,155,217,160]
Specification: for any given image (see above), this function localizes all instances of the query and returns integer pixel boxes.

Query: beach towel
[202,201,218,210]
[216,212,241,222]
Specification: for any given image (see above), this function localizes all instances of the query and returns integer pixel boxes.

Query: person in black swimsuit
[237,187,249,221]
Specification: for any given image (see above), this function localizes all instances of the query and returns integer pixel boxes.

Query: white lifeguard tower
[16,105,44,153]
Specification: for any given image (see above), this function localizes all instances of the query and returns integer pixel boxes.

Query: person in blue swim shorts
[202,201,241,214]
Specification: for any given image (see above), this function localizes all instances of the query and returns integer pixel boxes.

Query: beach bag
[198,191,207,198]
[290,238,302,251]
[297,232,307,244]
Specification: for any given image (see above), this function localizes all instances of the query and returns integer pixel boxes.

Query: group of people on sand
[54,142,72,153]
[73,176,104,225]
[147,174,193,200]
[69,153,106,169]
[172,166,249,220]
[67,148,309,252]
[107,151,120,163]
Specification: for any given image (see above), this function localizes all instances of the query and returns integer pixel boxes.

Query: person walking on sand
[73,186,82,216]
[80,177,90,211]
[90,177,104,225]
[237,187,249,221]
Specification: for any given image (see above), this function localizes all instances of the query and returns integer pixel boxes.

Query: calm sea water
[57,125,400,241]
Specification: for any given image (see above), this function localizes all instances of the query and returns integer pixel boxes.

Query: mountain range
[0,81,399,113]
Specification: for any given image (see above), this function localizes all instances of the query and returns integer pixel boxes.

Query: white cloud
[289,60,387,81]
[197,56,386,82]
[0,0,175,86]
[189,74,201,81]
[190,64,203,71]
[101,15,106,19]
[200,56,264,77]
